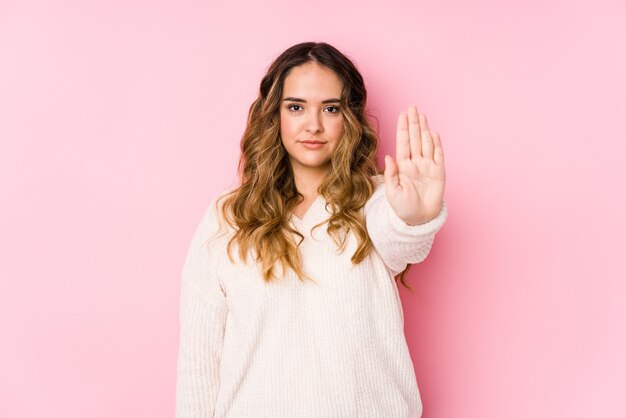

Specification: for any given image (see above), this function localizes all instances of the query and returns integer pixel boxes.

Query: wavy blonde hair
[216,41,415,290]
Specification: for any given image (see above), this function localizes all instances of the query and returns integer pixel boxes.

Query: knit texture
[175,174,448,418]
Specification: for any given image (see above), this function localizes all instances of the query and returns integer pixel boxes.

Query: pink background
[1,0,624,417]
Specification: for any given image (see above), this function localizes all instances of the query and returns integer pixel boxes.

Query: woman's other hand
[384,104,446,226]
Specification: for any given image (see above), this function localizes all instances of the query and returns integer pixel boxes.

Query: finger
[419,114,434,160]
[433,132,445,166]
[384,154,400,189]
[407,104,422,159]
[396,111,410,162]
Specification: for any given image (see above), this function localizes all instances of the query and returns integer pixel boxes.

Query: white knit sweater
[175,174,448,418]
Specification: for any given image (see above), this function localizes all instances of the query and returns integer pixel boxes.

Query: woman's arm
[365,177,448,277]
[365,105,448,277]
[175,199,228,418]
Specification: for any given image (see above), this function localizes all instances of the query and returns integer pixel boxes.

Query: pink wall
[1,0,624,417]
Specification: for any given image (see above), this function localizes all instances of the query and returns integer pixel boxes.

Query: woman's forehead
[282,63,343,100]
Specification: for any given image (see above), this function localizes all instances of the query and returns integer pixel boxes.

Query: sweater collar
[289,194,332,230]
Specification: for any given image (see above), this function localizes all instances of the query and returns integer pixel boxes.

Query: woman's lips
[300,141,326,150]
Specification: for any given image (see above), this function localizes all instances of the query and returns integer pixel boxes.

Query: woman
[175,41,448,418]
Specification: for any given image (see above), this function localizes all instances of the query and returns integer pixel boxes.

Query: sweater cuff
[386,200,448,237]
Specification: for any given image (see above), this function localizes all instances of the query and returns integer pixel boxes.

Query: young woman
[175,41,448,418]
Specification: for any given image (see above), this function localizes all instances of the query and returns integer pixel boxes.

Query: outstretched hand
[384,104,446,226]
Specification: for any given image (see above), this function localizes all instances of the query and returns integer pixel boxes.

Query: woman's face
[279,61,345,178]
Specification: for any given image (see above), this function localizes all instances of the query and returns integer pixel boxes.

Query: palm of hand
[384,105,446,226]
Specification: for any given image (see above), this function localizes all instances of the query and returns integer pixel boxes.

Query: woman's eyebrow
[282,97,341,104]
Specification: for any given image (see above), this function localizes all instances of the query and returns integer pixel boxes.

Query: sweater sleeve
[365,176,448,277]
[175,198,229,418]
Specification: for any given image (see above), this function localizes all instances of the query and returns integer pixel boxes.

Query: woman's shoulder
[196,186,239,242]
[368,174,386,199]
[361,174,386,214]
[370,173,385,187]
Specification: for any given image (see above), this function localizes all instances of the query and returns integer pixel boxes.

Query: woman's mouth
[299,140,326,150]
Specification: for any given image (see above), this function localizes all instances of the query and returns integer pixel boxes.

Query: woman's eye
[286,104,340,113]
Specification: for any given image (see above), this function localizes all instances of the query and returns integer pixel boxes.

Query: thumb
[384,155,399,190]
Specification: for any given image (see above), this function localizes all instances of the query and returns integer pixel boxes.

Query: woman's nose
[305,111,323,133]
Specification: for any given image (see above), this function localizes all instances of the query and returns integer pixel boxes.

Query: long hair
[216,41,414,290]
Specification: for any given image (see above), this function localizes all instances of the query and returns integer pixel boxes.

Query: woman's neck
[291,164,329,199]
